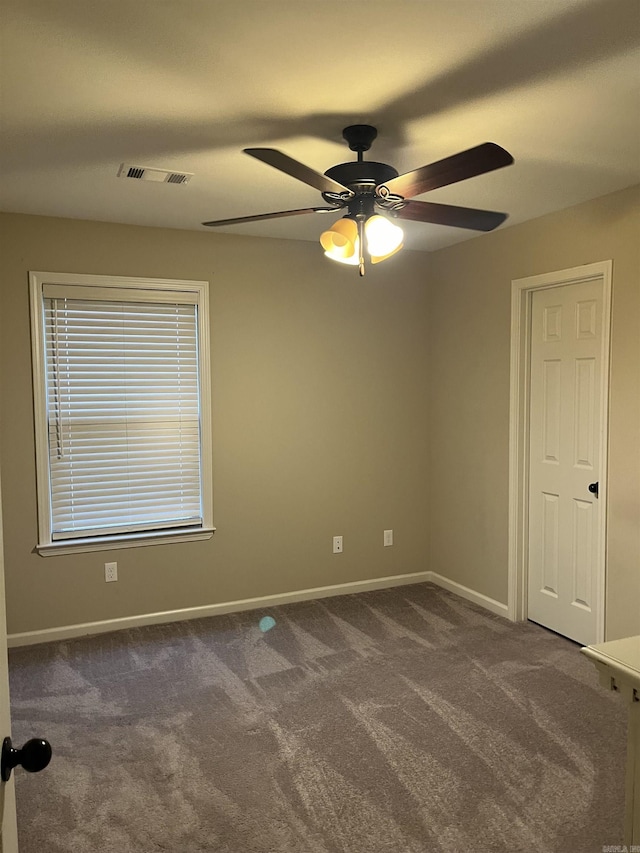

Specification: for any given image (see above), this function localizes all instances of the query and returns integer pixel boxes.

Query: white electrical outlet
[384,529,394,547]
[332,535,343,554]
[105,561,118,582]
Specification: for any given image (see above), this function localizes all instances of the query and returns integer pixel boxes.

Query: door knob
[1,736,52,782]
[588,482,599,498]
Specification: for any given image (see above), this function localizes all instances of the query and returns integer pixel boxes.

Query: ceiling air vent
[117,164,193,184]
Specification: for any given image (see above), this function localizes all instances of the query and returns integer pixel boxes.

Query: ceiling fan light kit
[202,125,514,276]
[321,214,404,269]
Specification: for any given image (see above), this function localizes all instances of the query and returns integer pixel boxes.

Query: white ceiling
[1,0,639,252]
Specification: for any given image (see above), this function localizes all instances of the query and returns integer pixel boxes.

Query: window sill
[36,527,216,556]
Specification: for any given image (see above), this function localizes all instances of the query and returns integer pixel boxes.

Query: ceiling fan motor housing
[322,161,399,205]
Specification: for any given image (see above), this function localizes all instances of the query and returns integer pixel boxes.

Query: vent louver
[167,173,189,184]
[117,164,193,184]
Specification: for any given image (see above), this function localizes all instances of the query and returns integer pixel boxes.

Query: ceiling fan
[202,125,514,275]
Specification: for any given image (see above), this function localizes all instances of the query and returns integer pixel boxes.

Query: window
[29,272,213,554]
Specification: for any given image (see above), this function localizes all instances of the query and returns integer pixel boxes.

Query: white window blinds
[43,290,203,540]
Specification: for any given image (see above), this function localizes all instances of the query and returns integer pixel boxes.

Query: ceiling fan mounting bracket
[342,125,378,153]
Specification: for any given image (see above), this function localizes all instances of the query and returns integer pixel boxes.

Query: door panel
[542,359,561,461]
[528,279,603,644]
[540,491,559,596]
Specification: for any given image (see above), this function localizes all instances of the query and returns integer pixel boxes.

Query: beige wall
[428,184,640,640]
[1,186,638,640]
[0,214,431,634]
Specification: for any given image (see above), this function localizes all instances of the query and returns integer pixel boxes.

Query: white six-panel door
[527,278,604,644]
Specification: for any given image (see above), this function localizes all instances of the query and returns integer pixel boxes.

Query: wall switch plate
[105,562,118,582]
[332,535,343,554]
[384,529,394,547]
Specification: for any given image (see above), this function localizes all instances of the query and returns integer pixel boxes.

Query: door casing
[508,261,612,642]
[1,435,19,852]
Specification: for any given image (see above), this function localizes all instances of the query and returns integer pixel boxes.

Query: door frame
[507,261,612,642]
[1,445,19,852]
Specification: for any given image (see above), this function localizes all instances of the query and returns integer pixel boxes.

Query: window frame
[29,271,214,555]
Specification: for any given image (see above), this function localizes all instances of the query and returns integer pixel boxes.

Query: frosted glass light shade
[370,241,404,264]
[320,218,358,260]
[325,238,361,265]
[365,215,403,258]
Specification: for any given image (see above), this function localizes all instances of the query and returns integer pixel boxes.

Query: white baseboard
[7,570,509,648]
[428,571,509,617]
[7,570,430,647]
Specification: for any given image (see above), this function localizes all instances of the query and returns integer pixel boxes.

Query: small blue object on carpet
[258,616,276,633]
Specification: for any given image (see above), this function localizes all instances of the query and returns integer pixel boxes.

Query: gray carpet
[9,583,626,852]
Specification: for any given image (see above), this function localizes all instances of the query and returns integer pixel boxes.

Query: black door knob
[588,482,599,497]
[1,736,52,782]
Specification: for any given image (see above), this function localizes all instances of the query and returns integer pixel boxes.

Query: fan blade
[377,142,513,200]
[244,148,353,197]
[202,206,342,227]
[393,200,507,231]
